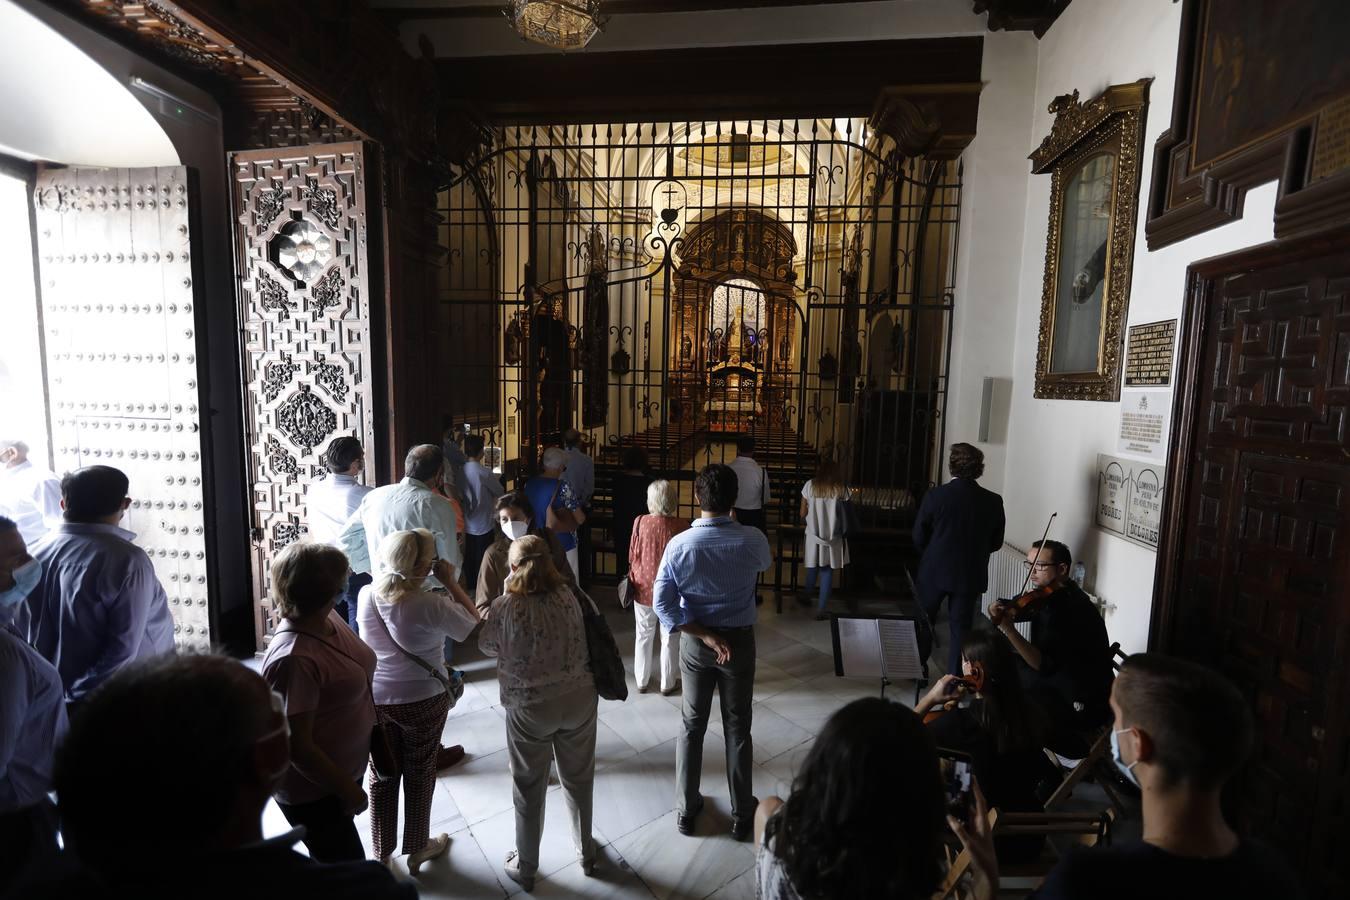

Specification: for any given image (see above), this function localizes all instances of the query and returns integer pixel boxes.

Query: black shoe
[731,797,758,841]
[676,798,704,836]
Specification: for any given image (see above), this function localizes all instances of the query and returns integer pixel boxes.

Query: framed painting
[1030,79,1151,401]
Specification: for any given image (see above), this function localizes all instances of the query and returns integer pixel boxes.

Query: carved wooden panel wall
[230,143,374,645]
[33,167,212,650]
[1154,232,1350,894]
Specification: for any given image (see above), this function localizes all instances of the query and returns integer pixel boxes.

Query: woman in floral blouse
[478,535,597,892]
[627,479,690,695]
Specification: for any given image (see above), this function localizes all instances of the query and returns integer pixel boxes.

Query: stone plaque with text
[1095,453,1166,551]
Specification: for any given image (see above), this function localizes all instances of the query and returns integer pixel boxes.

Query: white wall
[948,0,1278,653]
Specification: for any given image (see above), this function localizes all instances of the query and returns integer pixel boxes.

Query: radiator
[982,543,1033,640]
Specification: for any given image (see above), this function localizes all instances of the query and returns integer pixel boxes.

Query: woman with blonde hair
[626,478,689,694]
[799,455,850,620]
[479,534,597,892]
[357,528,480,873]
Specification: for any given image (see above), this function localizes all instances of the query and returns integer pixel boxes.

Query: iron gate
[436,119,962,581]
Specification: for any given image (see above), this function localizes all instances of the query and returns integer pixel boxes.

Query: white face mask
[501,520,529,541]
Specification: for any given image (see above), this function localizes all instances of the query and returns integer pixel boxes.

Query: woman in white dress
[799,457,849,620]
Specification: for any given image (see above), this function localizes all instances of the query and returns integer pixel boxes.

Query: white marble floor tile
[611,811,755,900]
[385,826,508,900]
[599,691,687,753]
[442,704,509,759]
[447,679,497,720]
[759,742,815,793]
[703,867,757,900]
[590,739,678,843]
[530,845,656,899]
[469,783,611,888]
[760,641,836,681]
[594,717,640,772]
[442,746,555,826]
[760,683,849,735]
[743,705,813,764]
[749,661,806,702]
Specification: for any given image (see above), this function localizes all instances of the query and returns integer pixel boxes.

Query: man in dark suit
[913,442,1005,675]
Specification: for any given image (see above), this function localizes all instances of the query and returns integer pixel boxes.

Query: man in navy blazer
[912,443,1005,675]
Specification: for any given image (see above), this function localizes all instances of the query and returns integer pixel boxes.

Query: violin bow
[1015,511,1058,598]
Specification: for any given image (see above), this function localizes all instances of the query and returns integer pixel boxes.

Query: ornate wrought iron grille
[437,119,962,588]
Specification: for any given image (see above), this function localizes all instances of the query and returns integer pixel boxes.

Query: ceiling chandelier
[504,1,605,51]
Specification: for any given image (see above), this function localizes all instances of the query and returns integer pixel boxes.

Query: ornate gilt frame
[1030,79,1151,401]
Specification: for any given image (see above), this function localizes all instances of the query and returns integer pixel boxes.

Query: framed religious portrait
[1030,79,1151,401]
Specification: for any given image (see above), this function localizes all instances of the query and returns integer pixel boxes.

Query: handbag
[617,576,632,609]
[545,478,580,534]
[571,587,629,702]
[277,625,400,783]
[370,597,457,706]
[835,494,862,539]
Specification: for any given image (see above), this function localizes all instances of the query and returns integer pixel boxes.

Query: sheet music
[836,617,884,678]
[878,619,925,681]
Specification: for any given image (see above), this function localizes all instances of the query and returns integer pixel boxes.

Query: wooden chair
[933,807,999,900]
[1043,643,1129,815]
[993,808,1115,893]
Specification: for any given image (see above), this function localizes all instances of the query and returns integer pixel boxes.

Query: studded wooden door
[1153,229,1350,895]
[229,143,375,646]
[32,166,213,651]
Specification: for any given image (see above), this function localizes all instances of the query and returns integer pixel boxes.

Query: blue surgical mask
[1110,727,1141,788]
[0,558,41,628]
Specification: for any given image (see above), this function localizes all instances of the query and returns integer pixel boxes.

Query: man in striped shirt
[653,463,771,841]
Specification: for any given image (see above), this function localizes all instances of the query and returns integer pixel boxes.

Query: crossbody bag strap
[370,596,451,690]
[275,624,379,715]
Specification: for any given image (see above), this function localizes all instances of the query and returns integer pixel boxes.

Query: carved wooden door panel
[32,166,213,651]
[229,143,374,646]
[1155,231,1350,894]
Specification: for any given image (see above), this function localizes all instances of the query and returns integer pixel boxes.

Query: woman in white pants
[626,479,690,695]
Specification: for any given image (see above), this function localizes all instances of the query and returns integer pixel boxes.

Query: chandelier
[504,1,605,51]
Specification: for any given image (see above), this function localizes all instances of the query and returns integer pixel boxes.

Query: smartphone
[937,747,974,826]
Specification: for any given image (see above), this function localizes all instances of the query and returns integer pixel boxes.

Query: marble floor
[261,589,914,898]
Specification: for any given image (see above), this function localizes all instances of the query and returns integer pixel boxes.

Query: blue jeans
[342,571,372,634]
[805,567,835,610]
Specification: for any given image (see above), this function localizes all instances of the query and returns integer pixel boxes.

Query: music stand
[829,613,927,701]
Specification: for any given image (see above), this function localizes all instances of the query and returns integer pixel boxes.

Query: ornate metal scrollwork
[275,384,337,456]
[303,176,341,229]
[312,354,349,403]
[310,266,345,319]
[262,354,299,403]
[256,186,287,228]
[256,269,294,315]
[609,324,632,375]
[265,435,300,485]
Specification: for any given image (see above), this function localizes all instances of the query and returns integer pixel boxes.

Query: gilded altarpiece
[230,143,375,643]
[670,210,798,431]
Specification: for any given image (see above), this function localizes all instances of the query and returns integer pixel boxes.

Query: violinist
[988,540,1114,759]
[916,630,1057,864]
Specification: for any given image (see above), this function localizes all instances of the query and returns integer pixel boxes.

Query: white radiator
[982,543,1033,640]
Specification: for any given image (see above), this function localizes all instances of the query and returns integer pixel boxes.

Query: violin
[991,511,1058,625]
[1001,583,1056,622]
[921,663,986,724]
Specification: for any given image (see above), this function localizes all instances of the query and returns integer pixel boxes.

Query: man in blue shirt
[24,466,175,712]
[654,463,771,841]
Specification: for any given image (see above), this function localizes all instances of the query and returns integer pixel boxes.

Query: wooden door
[32,166,213,650]
[1153,228,1350,894]
[229,143,375,646]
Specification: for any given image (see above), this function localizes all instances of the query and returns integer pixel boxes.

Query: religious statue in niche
[1030,78,1151,401]
[528,288,571,438]
[581,226,610,428]
[504,311,526,365]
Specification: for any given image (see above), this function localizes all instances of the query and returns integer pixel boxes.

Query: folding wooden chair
[1043,643,1129,815]
[993,809,1115,893]
[933,807,999,900]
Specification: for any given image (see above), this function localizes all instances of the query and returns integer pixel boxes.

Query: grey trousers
[676,627,756,821]
[504,684,599,877]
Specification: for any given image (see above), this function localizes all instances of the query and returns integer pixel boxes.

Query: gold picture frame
[1031,79,1151,401]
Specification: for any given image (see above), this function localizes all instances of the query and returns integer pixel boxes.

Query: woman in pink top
[261,541,376,863]
[626,479,690,695]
